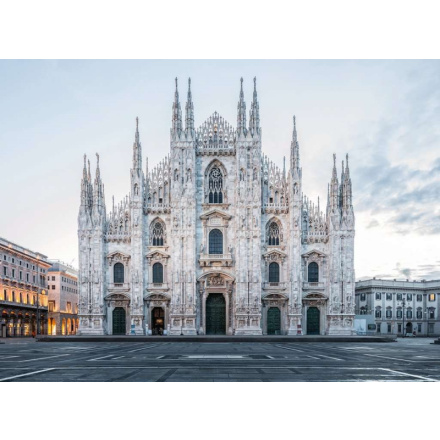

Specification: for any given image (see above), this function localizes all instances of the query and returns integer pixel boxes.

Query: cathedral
[77,78,355,336]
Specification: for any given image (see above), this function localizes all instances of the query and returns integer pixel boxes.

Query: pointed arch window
[308,262,319,283]
[151,221,165,246]
[269,262,280,283]
[152,263,163,283]
[209,229,223,254]
[208,167,223,204]
[114,263,124,284]
[267,222,280,246]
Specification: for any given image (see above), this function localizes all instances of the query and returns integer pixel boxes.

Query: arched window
[308,262,319,282]
[152,263,163,283]
[113,263,124,284]
[267,222,280,246]
[208,167,223,204]
[151,221,165,246]
[269,262,280,283]
[209,229,223,254]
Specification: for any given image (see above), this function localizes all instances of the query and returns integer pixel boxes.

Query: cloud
[366,219,379,229]
[351,62,440,239]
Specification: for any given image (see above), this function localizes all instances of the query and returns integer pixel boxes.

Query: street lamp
[398,297,407,338]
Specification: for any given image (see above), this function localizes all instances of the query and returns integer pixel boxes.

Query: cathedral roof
[196,112,236,151]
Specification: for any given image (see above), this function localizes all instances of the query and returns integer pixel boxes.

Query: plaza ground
[0,337,439,382]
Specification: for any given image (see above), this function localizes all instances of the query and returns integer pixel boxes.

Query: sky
[0,60,439,281]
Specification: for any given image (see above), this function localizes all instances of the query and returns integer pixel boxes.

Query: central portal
[307,306,320,335]
[151,307,165,335]
[112,307,126,335]
[206,293,226,335]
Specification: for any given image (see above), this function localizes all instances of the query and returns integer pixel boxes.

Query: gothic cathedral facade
[77,78,355,336]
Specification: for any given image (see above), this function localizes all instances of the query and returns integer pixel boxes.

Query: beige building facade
[0,237,50,337]
[47,261,79,335]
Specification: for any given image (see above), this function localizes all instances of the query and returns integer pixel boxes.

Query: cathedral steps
[36,335,396,343]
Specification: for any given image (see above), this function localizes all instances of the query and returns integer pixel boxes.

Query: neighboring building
[47,261,79,335]
[0,237,51,337]
[77,78,355,336]
[355,278,440,336]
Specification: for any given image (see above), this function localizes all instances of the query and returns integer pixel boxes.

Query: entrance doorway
[267,307,281,335]
[307,307,320,335]
[405,322,413,335]
[113,307,126,335]
[152,307,165,335]
[206,293,226,335]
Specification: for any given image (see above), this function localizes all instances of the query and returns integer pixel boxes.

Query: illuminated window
[67,302,72,313]
[429,293,436,302]
[48,301,55,312]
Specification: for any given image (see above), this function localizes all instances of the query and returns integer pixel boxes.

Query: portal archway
[307,307,320,335]
[151,307,165,335]
[206,293,226,335]
[267,307,281,335]
[112,307,126,335]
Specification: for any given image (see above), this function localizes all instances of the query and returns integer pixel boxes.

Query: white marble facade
[77,78,355,336]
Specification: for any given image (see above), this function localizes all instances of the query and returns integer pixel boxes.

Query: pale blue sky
[1,60,439,280]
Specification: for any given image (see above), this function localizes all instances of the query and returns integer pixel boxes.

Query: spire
[95,152,100,180]
[329,153,339,212]
[80,154,89,209]
[172,77,182,137]
[249,77,260,135]
[185,77,194,134]
[132,117,142,171]
[342,153,353,209]
[92,153,105,221]
[237,77,247,136]
[290,115,300,174]
[87,158,91,182]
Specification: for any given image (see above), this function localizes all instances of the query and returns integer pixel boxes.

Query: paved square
[0,338,439,382]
